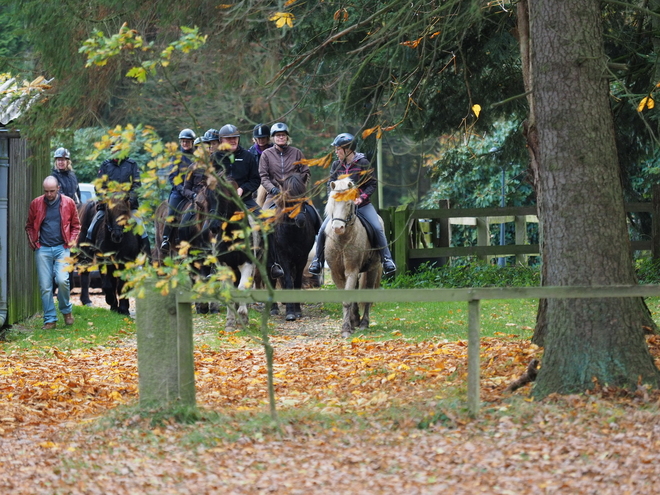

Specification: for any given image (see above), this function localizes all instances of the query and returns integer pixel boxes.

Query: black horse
[78,198,140,315]
[178,179,256,329]
[269,173,321,321]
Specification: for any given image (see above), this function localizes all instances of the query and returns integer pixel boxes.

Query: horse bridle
[331,198,356,227]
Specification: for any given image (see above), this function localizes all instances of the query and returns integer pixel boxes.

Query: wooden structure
[382,201,656,274]
[0,127,49,327]
[133,284,660,417]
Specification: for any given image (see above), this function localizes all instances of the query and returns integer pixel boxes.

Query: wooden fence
[380,201,657,273]
[135,283,660,418]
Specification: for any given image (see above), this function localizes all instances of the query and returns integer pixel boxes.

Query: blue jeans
[35,245,72,323]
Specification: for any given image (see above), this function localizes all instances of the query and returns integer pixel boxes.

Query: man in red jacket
[25,176,81,330]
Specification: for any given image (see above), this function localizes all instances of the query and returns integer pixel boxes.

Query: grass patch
[1,304,135,351]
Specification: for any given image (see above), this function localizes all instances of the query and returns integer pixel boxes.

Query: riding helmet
[331,133,356,151]
[218,124,241,138]
[270,122,289,136]
[253,124,271,139]
[201,128,220,143]
[53,147,70,159]
[178,128,196,140]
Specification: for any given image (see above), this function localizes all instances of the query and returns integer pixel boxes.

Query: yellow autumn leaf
[637,96,655,112]
[472,104,482,118]
[269,12,295,28]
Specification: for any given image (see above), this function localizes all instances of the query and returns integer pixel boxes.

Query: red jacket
[25,194,81,250]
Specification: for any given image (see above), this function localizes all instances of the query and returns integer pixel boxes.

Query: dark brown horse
[268,173,321,321]
[178,179,256,329]
[78,198,140,315]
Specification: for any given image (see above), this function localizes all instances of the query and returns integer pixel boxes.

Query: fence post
[437,199,451,266]
[653,185,660,260]
[476,217,490,262]
[515,215,528,266]
[467,298,481,417]
[135,282,196,408]
[392,204,411,275]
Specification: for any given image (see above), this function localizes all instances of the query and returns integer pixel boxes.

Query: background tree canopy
[1,1,658,210]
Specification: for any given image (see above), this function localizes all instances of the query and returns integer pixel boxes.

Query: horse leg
[225,303,237,330]
[284,265,297,322]
[80,271,92,306]
[341,271,360,338]
[359,265,381,330]
[293,263,305,319]
[102,272,119,313]
[117,279,131,316]
[234,262,253,326]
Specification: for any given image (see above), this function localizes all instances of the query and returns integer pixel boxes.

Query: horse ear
[330,181,336,190]
[348,181,354,188]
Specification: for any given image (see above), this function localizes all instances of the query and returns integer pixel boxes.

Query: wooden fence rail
[381,201,656,273]
[135,283,660,418]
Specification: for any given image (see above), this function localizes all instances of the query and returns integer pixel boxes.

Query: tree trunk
[529,0,660,397]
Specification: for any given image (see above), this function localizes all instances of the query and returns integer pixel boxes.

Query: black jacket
[51,168,81,205]
[167,147,195,195]
[212,146,260,201]
[97,157,141,209]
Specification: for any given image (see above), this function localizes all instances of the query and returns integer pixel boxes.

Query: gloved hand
[209,219,220,234]
[270,187,280,196]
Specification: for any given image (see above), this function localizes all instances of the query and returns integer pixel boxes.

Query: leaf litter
[1,309,660,494]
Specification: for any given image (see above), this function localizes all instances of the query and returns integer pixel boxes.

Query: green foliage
[635,257,660,285]
[383,262,540,289]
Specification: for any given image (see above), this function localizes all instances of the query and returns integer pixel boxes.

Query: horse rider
[247,123,272,160]
[308,133,397,276]
[201,128,220,154]
[258,122,310,210]
[51,148,81,205]
[213,124,262,212]
[86,151,151,258]
[161,128,196,251]
[214,124,284,279]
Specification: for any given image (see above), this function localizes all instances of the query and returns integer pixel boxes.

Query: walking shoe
[42,322,57,330]
[160,237,170,251]
[308,258,322,275]
[382,258,397,275]
[270,263,284,279]
[64,313,75,325]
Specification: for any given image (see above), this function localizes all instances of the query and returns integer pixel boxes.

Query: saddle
[355,209,380,250]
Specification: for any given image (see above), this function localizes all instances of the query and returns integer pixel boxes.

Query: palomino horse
[78,198,141,315]
[269,173,321,321]
[178,180,256,329]
[324,177,382,337]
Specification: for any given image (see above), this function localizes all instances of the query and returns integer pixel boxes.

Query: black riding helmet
[253,124,270,139]
[201,128,220,143]
[331,133,356,151]
[178,128,196,140]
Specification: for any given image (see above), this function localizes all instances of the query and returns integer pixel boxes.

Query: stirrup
[382,258,397,275]
[160,237,170,250]
[270,263,284,279]
[308,258,323,275]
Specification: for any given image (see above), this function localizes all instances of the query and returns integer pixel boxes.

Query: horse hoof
[286,313,296,321]
[341,331,352,338]
[295,312,302,319]
[270,308,279,316]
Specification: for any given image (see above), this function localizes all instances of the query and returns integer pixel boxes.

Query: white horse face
[331,198,351,235]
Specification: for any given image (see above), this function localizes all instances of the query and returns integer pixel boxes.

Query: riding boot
[267,233,284,279]
[308,229,326,275]
[161,224,172,250]
[373,229,396,275]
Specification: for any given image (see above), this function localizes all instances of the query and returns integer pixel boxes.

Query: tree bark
[529,0,660,397]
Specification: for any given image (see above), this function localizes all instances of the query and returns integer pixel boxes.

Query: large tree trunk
[529,0,660,397]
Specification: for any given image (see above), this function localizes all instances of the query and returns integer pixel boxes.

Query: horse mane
[276,173,307,210]
[324,176,355,219]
